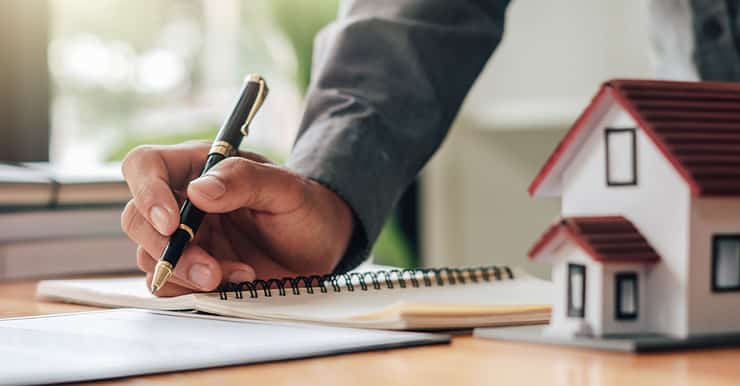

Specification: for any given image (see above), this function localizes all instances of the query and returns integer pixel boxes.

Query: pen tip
[150,260,174,295]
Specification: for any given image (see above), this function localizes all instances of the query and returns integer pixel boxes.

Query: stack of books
[0,162,138,280]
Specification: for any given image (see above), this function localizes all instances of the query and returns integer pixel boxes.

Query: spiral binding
[217,265,514,300]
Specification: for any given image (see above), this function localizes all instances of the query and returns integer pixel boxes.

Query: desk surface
[3,280,740,386]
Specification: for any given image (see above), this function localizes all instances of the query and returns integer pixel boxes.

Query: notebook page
[193,270,552,326]
[0,309,447,385]
[37,277,195,310]
[34,263,397,311]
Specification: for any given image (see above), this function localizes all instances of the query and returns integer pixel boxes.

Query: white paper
[0,309,445,385]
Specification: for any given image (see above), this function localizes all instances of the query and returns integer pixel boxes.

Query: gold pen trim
[241,75,268,137]
[179,224,195,240]
[245,73,262,83]
[150,261,173,294]
[209,140,235,157]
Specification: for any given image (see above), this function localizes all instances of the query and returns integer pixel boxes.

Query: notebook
[0,309,448,385]
[38,265,552,330]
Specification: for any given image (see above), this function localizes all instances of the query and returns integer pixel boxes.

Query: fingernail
[189,264,212,289]
[149,206,171,235]
[229,270,254,283]
[190,175,226,199]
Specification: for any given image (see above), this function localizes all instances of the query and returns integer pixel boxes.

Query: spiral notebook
[37,266,552,330]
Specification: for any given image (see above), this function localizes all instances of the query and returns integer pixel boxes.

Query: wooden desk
[3,280,740,386]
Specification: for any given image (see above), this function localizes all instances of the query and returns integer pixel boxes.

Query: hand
[120,141,354,297]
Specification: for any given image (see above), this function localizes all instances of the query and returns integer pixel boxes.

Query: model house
[528,79,740,338]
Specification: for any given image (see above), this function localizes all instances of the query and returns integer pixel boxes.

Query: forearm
[287,0,511,271]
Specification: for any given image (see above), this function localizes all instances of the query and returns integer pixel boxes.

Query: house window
[712,235,740,292]
[615,272,638,320]
[567,263,586,318]
[605,128,637,186]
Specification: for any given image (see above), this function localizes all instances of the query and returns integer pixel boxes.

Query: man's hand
[120,141,354,297]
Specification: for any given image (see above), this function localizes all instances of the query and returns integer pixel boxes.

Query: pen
[150,74,268,294]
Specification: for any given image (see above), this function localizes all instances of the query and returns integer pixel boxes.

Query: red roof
[528,216,661,264]
[529,79,740,197]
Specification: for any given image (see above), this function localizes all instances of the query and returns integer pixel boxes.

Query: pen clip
[241,75,268,137]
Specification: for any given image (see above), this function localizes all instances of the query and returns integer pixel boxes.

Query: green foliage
[106,129,285,164]
[268,0,339,92]
[107,128,215,162]
[372,217,415,268]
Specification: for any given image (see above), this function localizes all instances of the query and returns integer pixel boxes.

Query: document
[0,309,447,385]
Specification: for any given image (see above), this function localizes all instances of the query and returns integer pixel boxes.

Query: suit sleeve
[286,0,511,272]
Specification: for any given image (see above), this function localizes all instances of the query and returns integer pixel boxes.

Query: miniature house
[528,79,740,338]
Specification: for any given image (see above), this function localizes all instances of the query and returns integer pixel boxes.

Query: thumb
[186,157,308,214]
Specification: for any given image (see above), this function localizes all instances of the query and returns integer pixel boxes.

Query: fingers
[124,204,223,291]
[121,143,210,235]
[219,260,257,283]
[236,150,272,164]
[136,247,207,291]
[138,247,255,291]
[145,272,193,297]
[122,200,168,256]
[187,157,308,214]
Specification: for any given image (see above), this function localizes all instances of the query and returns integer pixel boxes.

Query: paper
[38,277,195,310]
[0,309,447,385]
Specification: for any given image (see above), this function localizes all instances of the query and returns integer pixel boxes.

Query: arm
[287,0,511,271]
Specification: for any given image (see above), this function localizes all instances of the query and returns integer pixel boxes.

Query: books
[0,207,126,242]
[0,309,448,385]
[0,162,137,280]
[0,236,138,280]
[0,207,138,280]
[0,162,130,209]
[38,266,552,330]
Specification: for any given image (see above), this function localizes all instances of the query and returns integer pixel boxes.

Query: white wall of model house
[558,100,692,337]
[689,199,740,334]
[599,263,649,335]
[545,244,603,336]
[544,240,650,337]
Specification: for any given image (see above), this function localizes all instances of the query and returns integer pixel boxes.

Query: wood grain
[3,279,740,386]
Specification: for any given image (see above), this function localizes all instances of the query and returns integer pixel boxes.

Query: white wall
[688,199,740,334]
[541,237,649,337]
[421,129,563,278]
[421,0,653,275]
[461,0,653,132]
[601,263,649,335]
[546,244,604,336]
[560,104,691,337]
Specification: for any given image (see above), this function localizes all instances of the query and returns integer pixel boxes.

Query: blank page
[37,277,195,310]
[0,309,447,385]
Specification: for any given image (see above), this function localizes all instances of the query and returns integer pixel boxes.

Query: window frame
[711,234,740,293]
[614,272,639,320]
[567,263,586,318]
[0,0,50,162]
[604,128,638,187]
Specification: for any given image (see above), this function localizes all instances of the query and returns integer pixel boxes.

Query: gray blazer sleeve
[286,0,511,272]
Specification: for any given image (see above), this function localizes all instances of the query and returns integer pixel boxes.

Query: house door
[567,263,586,318]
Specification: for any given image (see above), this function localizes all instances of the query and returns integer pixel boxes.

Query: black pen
[150,74,268,294]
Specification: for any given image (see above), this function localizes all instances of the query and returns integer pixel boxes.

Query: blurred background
[0,0,654,275]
